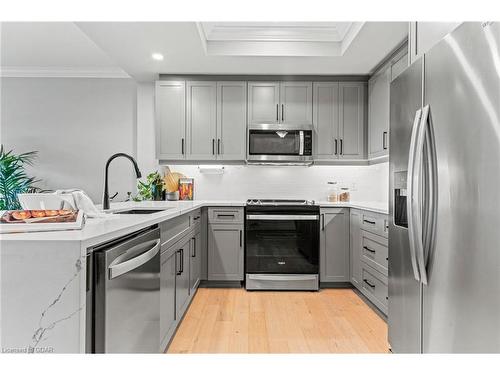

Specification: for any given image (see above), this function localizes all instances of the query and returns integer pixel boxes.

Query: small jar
[338,187,350,202]
[327,182,339,202]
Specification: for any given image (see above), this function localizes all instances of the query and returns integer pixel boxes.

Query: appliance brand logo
[277,261,286,265]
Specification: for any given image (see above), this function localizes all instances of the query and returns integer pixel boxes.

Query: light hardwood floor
[167,288,389,353]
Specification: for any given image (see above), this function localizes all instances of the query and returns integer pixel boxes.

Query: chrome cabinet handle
[363,279,376,288]
[108,239,160,280]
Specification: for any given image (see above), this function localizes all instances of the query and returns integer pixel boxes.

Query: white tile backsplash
[163,163,389,204]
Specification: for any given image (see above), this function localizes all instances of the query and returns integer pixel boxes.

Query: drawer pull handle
[363,246,376,253]
[386,257,389,261]
[217,214,235,218]
[363,219,376,225]
[363,279,376,288]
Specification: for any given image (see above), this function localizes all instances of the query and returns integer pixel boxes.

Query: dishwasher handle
[108,239,160,280]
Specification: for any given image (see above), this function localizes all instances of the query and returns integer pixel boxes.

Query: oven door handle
[246,214,319,220]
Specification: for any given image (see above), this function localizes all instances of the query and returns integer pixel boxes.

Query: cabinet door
[208,224,244,281]
[338,82,366,159]
[349,210,362,289]
[247,82,280,125]
[217,81,247,161]
[189,230,201,293]
[175,237,191,319]
[155,81,186,160]
[320,208,349,282]
[280,81,312,125]
[186,81,217,160]
[368,68,390,159]
[313,82,339,160]
[160,250,176,345]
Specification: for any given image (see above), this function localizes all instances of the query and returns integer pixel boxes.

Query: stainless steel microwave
[246,124,313,164]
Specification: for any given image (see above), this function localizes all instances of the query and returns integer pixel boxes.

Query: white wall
[136,82,389,205]
[1,77,138,203]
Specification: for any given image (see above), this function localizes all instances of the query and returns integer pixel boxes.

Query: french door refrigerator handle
[108,239,160,280]
[407,108,423,282]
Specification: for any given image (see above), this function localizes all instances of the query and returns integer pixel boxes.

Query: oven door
[245,212,319,275]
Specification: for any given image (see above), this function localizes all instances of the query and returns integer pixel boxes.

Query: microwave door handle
[299,131,304,155]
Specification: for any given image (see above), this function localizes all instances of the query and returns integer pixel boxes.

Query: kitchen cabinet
[350,209,362,289]
[313,82,366,161]
[160,249,177,347]
[320,208,350,282]
[313,82,339,160]
[208,223,244,281]
[189,230,201,293]
[338,82,366,159]
[247,82,280,125]
[217,81,247,160]
[248,81,312,125]
[155,81,186,160]
[368,67,390,159]
[186,81,217,160]
[409,22,461,65]
[175,236,191,319]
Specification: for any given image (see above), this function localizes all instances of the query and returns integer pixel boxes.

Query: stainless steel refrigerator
[388,22,500,353]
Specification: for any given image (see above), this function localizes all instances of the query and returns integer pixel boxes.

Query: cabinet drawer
[160,213,191,249]
[360,211,388,238]
[361,230,388,275]
[361,263,388,315]
[208,207,243,224]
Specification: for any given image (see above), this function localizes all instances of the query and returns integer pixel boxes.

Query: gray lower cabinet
[320,208,350,282]
[186,81,217,160]
[217,81,247,160]
[155,81,186,160]
[368,67,390,159]
[189,230,201,293]
[175,236,191,319]
[350,209,362,289]
[160,248,176,349]
[338,82,366,160]
[208,223,244,281]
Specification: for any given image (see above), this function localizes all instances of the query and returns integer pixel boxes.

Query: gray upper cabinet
[208,224,244,281]
[217,81,247,160]
[186,81,217,160]
[155,81,186,160]
[313,82,339,160]
[368,68,390,159]
[338,82,366,160]
[279,81,313,125]
[320,208,350,282]
[350,209,362,289]
[247,82,280,125]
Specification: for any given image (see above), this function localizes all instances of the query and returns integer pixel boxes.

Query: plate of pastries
[1,209,79,224]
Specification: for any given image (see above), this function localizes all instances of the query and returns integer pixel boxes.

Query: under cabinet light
[198,165,225,174]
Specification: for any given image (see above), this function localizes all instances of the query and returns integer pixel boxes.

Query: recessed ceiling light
[151,53,164,61]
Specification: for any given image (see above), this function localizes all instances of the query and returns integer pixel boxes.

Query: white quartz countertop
[0,200,387,246]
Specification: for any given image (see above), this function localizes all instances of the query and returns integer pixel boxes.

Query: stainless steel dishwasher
[88,226,160,353]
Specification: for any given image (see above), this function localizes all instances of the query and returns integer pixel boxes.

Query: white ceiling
[0,22,128,77]
[1,22,408,81]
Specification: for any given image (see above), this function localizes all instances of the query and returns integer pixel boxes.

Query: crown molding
[0,66,130,79]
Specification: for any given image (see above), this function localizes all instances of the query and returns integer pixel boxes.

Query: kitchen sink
[112,208,170,215]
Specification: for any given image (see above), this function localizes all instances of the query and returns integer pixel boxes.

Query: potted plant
[135,171,164,201]
[0,145,39,210]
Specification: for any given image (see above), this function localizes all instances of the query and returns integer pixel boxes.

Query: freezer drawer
[361,263,388,315]
[361,230,388,275]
